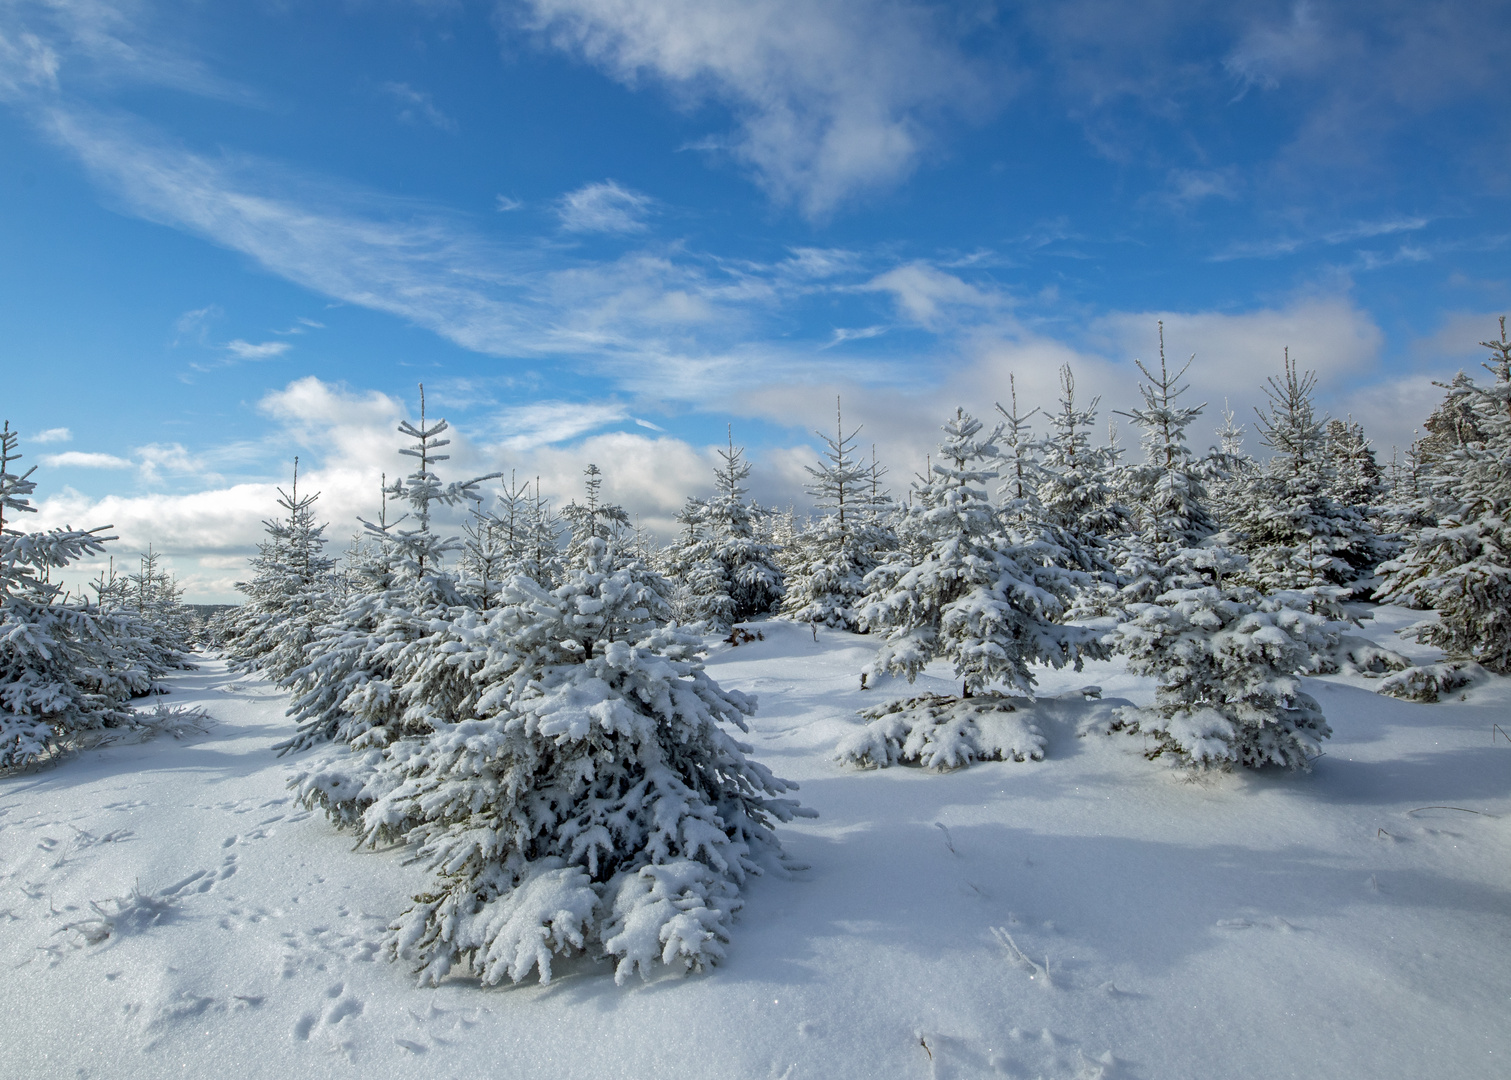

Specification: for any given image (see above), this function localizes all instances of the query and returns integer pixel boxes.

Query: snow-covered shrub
[836,693,1045,770]
[1110,586,1331,770]
[1377,661,1486,703]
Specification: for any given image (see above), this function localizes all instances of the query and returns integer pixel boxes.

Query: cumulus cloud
[522,0,988,217]
[32,426,72,443]
[41,450,133,469]
[557,180,652,233]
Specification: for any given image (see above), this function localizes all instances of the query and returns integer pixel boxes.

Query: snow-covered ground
[3,607,1509,1080]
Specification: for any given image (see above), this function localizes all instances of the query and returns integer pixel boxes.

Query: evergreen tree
[1379,317,1511,672]
[1039,365,1132,567]
[782,399,894,631]
[862,408,1102,698]
[1111,325,1218,605]
[0,423,134,768]
[297,531,811,986]
[674,430,784,630]
[221,458,335,682]
[1229,351,1383,591]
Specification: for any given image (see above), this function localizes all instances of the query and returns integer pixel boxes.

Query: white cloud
[32,426,72,443]
[225,339,291,360]
[557,180,652,233]
[495,194,523,212]
[864,262,1000,329]
[381,81,458,132]
[491,400,631,452]
[522,0,987,218]
[41,450,133,469]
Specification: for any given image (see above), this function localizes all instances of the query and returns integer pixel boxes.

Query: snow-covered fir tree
[1039,364,1132,569]
[844,408,1104,769]
[1111,326,1218,605]
[221,459,335,682]
[781,399,895,631]
[562,463,631,567]
[1109,566,1333,771]
[1229,352,1384,592]
[297,522,811,985]
[277,388,497,757]
[0,423,139,768]
[1379,317,1511,672]
[1100,347,1337,771]
[994,375,1050,528]
[670,430,784,631]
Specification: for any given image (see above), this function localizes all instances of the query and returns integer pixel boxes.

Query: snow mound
[837,693,1044,770]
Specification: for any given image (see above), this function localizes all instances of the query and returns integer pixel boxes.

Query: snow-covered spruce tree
[1102,353,1335,772]
[995,374,1050,528]
[1110,325,1219,606]
[1204,401,1256,533]
[221,459,335,682]
[278,387,498,759]
[781,399,894,631]
[1108,564,1332,771]
[561,463,631,567]
[327,532,812,986]
[0,422,135,768]
[1378,318,1511,673]
[1229,352,1383,592]
[844,408,1105,770]
[676,430,784,631]
[1039,364,1133,570]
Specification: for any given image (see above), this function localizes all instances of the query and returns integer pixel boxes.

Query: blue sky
[3,0,1509,599]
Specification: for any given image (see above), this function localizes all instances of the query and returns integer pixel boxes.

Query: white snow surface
[3,605,1509,1079]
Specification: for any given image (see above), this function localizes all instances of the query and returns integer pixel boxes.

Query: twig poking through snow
[935,822,956,855]
[990,927,1052,987]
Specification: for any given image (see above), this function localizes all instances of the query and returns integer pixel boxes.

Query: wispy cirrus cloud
[381,80,457,132]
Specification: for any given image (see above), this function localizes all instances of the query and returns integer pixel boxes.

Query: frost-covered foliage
[1379,319,1511,673]
[0,423,176,769]
[836,693,1045,770]
[1228,353,1384,591]
[294,538,811,986]
[1110,585,1331,770]
[781,400,895,631]
[862,408,1105,699]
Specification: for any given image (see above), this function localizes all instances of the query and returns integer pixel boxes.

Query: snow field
[2,612,1509,1079]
